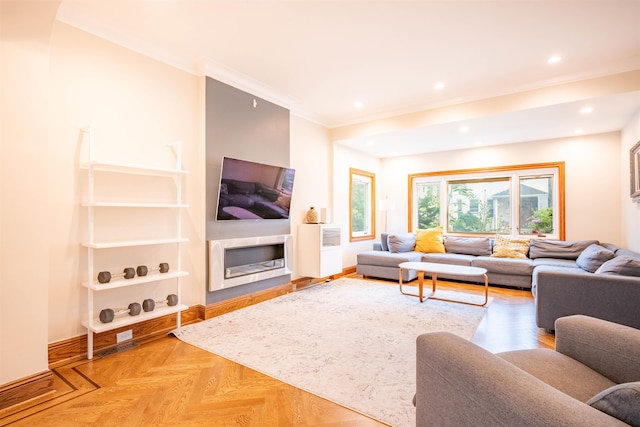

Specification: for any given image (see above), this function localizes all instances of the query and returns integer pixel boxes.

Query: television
[215,157,295,221]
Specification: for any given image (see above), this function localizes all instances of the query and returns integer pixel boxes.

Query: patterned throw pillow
[415,226,445,253]
[491,235,531,259]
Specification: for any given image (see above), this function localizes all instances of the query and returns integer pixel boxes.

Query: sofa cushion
[533,258,580,269]
[587,381,640,426]
[357,250,423,267]
[444,236,492,256]
[595,256,640,277]
[380,232,390,252]
[576,244,615,273]
[415,226,445,253]
[498,348,616,403]
[601,242,623,254]
[422,252,474,266]
[491,235,530,259]
[531,264,591,298]
[388,233,416,253]
[616,248,640,261]
[472,256,534,275]
[529,239,599,260]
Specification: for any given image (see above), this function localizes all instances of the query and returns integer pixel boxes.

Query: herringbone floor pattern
[1,278,554,426]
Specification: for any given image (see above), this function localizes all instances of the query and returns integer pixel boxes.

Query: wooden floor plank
[1,277,552,427]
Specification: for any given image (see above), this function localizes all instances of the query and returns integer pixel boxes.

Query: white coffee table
[398,261,489,306]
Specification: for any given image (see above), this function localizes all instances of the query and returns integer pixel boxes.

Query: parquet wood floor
[0,277,553,426]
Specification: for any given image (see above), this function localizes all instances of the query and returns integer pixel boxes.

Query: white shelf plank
[83,304,188,333]
[82,202,189,208]
[81,161,188,176]
[83,237,189,249]
[82,271,189,290]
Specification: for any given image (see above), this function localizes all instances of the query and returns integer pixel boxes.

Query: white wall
[333,144,382,268]
[379,132,622,244]
[621,109,640,251]
[0,0,61,386]
[289,116,333,278]
[47,22,205,343]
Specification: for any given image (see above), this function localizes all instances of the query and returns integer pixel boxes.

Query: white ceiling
[56,0,640,158]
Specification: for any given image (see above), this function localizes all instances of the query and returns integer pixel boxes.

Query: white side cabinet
[80,126,189,359]
[297,224,342,278]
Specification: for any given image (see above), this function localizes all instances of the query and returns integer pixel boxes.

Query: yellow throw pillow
[492,235,530,259]
[415,226,445,253]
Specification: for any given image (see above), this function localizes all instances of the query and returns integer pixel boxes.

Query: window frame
[408,162,565,239]
[349,168,376,242]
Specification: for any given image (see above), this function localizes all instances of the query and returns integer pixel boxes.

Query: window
[409,163,564,239]
[519,175,554,235]
[448,178,510,233]
[350,168,376,241]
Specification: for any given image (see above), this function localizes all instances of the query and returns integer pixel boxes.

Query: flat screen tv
[215,157,295,221]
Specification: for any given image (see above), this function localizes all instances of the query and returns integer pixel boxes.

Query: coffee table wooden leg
[426,273,489,307]
[399,267,425,302]
[481,274,489,306]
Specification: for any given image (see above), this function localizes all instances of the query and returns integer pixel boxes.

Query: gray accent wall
[205,77,292,304]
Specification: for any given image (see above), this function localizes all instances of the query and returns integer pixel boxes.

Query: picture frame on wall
[631,140,640,201]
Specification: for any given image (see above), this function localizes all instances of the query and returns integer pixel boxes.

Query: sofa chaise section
[356,249,422,281]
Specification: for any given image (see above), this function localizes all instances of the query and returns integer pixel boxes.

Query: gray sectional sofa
[356,232,640,330]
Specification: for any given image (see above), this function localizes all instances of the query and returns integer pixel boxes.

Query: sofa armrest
[416,332,624,427]
[556,315,640,384]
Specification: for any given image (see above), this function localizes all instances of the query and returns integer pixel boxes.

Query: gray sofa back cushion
[616,248,640,261]
[595,256,640,276]
[388,233,416,253]
[576,244,615,273]
[529,239,599,260]
[380,232,390,251]
[444,237,492,256]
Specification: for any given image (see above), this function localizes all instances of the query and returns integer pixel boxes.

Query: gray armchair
[416,315,640,426]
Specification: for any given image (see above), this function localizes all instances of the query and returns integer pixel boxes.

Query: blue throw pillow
[576,244,615,273]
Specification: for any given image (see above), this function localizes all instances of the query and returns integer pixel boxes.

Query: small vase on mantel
[305,207,319,224]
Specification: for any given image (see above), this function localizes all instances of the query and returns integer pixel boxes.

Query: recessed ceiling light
[367,140,375,146]
[475,140,483,146]
[459,125,469,133]
[354,101,363,108]
[547,55,562,64]
[574,128,584,135]
[580,106,594,114]
[434,82,445,90]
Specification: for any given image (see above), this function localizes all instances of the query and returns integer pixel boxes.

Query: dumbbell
[142,294,178,312]
[136,263,170,277]
[97,267,135,284]
[99,302,142,323]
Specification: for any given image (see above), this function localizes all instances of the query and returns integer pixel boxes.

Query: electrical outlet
[116,329,133,343]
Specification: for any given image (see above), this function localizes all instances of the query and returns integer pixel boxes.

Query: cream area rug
[172,278,488,427]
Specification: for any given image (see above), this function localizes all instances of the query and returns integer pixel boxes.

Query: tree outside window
[520,175,554,235]
[416,182,440,229]
[350,168,375,241]
[447,179,510,233]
